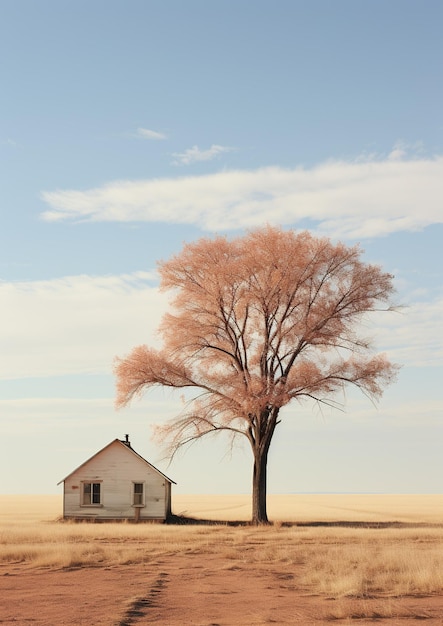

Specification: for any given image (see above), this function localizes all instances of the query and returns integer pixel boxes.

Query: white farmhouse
[58,436,175,522]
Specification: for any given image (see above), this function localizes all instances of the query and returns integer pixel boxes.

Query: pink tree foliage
[115,226,398,524]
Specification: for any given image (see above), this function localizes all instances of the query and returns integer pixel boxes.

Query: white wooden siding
[63,441,170,520]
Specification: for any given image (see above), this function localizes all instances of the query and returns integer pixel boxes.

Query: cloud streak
[372,297,443,368]
[0,272,168,380]
[136,127,167,140]
[41,153,443,239]
[171,144,234,165]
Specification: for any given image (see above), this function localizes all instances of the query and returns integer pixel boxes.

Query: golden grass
[297,529,443,597]
[1,494,442,603]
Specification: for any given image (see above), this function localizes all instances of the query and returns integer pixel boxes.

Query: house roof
[57,438,176,485]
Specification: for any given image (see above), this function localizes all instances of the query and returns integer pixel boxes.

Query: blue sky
[1,0,442,496]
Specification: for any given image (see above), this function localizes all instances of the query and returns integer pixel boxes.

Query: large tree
[115,226,398,524]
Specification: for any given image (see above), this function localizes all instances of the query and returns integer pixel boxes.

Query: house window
[133,482,144,506]
[82,482,101,505]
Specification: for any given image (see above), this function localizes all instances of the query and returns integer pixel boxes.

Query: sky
[0,0,442,497]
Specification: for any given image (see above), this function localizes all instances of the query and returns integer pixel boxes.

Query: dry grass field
[1,494,442,624]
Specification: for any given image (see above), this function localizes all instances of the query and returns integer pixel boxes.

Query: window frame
[81,481,102,507]
[132,482,145,507]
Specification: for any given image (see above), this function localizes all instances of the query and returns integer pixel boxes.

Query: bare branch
[115,226,399,524]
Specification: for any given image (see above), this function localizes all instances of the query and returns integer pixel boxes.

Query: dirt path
[0,563,155,625]
[1,557,443,625]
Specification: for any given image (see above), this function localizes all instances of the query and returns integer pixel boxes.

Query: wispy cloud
[388,140,423,162]
[41,150,443,239]
[0,272,168,380]
[0,396,180,435]
[171,144,234,165]
[2,138,17,148]
[371,297,443,368]
[136,127,167,140]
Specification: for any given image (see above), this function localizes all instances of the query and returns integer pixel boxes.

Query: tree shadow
[166,514,248,526]
[166,514,443,529]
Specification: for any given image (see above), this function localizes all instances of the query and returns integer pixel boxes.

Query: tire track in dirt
[116,555,319,625]
[117,571,169,625]
[113,555,443,626]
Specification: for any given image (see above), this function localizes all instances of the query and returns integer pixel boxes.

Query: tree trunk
[250,408,279,525]
[252,445,269,524]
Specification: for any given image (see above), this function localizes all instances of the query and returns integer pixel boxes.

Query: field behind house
[172,493,443,524]
[1,494,443,624]
[2,492,442,525]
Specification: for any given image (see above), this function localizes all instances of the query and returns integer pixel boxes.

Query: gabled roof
[58,439,176,485]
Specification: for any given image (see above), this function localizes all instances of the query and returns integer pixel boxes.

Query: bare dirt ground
[1,554,443,625]
[1,495,442,625]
